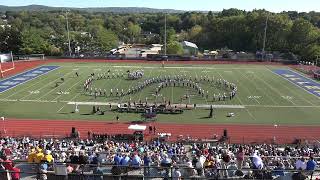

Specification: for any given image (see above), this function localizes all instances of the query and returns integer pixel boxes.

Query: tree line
[0,8,319,60]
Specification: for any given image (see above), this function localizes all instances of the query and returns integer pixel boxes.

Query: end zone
[0,65,60,93]
[272,69,320,97]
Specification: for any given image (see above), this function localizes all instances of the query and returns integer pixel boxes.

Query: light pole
[262,13,269,61]
[65,11,72,57]
[164,14,167,61]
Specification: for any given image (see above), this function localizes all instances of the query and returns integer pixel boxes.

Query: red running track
[2,118,320,144]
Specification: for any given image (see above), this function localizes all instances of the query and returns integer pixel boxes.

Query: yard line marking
[52,78,84,101]
[254,69,296,105]
[57,93,81,113]
[51,67,92,101]
[233,70,262,105]
[218,70,257,121]
[266,68,318,105]
[26,70,75,101]
[238,69,281,105]
[1,68,64,100]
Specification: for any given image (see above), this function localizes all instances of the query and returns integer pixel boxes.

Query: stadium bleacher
[0,136,319,180]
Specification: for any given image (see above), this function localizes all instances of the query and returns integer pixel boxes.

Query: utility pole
[262,13,269,60]
[164,14,167,60]
[66,11,72,57]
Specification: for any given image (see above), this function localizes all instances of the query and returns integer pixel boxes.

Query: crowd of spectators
[0,136,319,179]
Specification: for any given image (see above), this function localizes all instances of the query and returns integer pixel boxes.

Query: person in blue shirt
[131,154,142,169]
[306,156,317,179]
[143,152,151,176]
[114,153,122,165]
[306,156,317,170]
[120,154,130,166]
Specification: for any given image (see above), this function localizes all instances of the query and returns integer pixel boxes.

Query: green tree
[126,22,142,43]
[95,27,118,51]
[166,41,184,55]
[20,28,50,54]
[0,26,22,53]
[289,18,319,59]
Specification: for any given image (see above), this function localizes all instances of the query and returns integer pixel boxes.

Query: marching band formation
[82,70,237,102]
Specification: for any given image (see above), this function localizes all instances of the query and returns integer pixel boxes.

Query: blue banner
[0,65,60,93]
[273,69,320,97]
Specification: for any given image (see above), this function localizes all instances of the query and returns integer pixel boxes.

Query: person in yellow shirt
[27,147,36,163]
[34,148,44,163]
[42,150,54,163]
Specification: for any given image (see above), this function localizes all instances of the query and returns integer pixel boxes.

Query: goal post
[0,52,15,78]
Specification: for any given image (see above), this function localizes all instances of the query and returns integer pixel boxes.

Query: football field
[0,62,319,125]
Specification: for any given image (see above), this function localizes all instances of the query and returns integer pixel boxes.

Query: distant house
[139,44,163,58]
[0,24,11,29]
[149,44,163,52]
[181,41,198,56]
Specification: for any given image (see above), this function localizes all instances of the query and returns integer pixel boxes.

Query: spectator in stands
[114,153,122,165]
[236,146,244,169]
[131,153,141,169]
[273,161,285,176]
[306,156,317,179]
[195,154,205,176]
[120,153,130,166]
[78,150,88,164]
[172,166,182,180]
[227,160,238,177]
[27,147,36,163]
[34,147,44,164]
[42,150,53,163]
[143,152,151,176]
[66,164,73,173]
[295,157,306,170]
[2,156,21,180]
[251,151,263,169]
[220,149,231,177]
[185,161,197,177]
[39,161,48,180]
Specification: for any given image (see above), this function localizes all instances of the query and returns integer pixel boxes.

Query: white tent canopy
[181,41,198,49]
[128,124,146,131]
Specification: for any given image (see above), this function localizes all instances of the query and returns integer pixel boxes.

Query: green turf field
[0,62,319,125]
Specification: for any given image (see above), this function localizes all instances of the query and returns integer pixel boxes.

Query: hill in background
[0,4,188,13]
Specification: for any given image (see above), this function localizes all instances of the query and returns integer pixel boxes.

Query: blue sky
[1,0,319,12]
